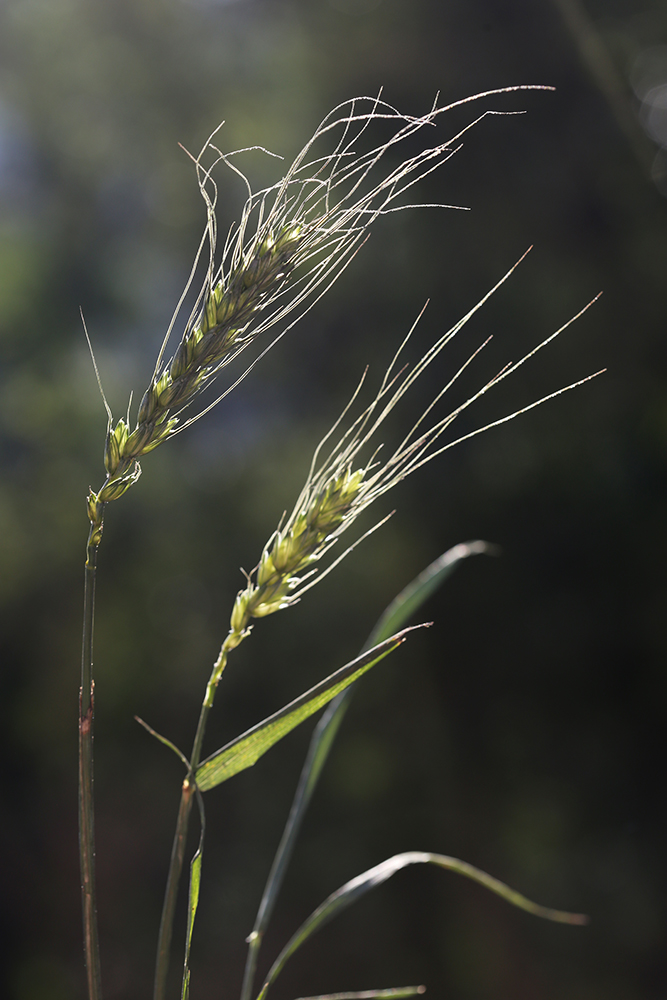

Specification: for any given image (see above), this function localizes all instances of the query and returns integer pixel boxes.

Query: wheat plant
[78,92,598,1000]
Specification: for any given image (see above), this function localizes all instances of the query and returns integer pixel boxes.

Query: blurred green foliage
[1,1,667,999]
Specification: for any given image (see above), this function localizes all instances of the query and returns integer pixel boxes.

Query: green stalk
[79,521,104,1000]
[153,637,238,1000]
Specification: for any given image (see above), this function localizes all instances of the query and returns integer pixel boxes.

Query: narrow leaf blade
[135,715,191,772]
[365,540,493,650]
[298,541,493,802]
[181,850,201,1000]
[240,542,492,1000]
[181,793,205,1000]
[256,852,588,1000]
[309,541,494,791]
[292,988,425,1000]
[195,629,420,792]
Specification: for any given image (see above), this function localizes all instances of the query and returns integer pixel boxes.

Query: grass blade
[256,852,588,1000]
[240,542,491,1000]
[195,628,423,793]
[364,541,494,649]
[180,791,205,1000]
[292,989,426,1000]
[135,716,192,772]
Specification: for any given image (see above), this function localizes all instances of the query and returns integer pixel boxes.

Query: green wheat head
[84,90,545,543]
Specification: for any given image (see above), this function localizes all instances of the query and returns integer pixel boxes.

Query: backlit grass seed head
[227,256,602,641]
[86,88,552,531]
[230,469,364,630]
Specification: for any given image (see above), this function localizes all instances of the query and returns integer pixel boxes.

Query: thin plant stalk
[79,518,105,1000]
[153,638,238,1000]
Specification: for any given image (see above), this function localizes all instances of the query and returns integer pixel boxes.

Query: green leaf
[181,793,205,1000]
[240,541,493,1000]
[256,852,588,1000]
[365,540,494,650]
[291,989,425,1000]
[195,628,421,793]
[305,541,495,799]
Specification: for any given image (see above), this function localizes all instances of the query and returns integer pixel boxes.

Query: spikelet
[86,88,550,533]
[231,468,364,628]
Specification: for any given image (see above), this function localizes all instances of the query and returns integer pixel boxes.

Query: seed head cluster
[229,469,364,642]
[87,225,301,539]
[218,259,600,657]
[86,88,555,542]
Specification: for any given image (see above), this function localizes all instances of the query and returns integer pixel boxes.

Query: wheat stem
[79,520,104,1000]
[153,632,243,1000]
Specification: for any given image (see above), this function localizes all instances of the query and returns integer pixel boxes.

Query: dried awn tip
[85,87,553,530]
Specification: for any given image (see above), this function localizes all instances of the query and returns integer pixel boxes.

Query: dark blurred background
[1,1,666,998]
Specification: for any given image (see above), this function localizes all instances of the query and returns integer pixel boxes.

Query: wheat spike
[86,88,552,532]
[222,256,602,649]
